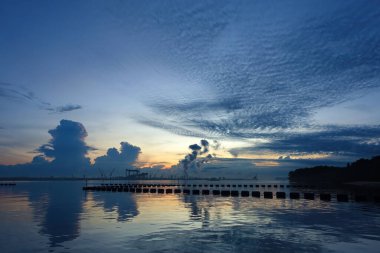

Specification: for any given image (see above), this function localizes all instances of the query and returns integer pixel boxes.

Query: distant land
[289,156,380,186]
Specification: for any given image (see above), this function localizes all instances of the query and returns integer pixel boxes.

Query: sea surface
[0,180,380,253]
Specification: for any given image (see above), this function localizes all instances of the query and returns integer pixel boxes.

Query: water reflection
[131,195,380,253]
[26,182,84,247]
[182,195,202,220]
[0,182,140,249]
[0,181,380,253]
[91,191,139,222]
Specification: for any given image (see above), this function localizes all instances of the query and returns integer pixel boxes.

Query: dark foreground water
[1,181,380,253]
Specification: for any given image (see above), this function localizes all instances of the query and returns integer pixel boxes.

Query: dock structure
[82,183,380,203]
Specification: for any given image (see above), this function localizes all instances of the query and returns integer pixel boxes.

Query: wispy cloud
[0,81,52,107]
[53,104,82,113]
[0,82,82,113]
[137,118,208,138]
[229,125,380,159]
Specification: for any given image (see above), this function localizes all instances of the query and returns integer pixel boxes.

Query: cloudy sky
[1,0,380,177]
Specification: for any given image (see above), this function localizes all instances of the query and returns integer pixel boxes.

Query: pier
[82,183,380,203]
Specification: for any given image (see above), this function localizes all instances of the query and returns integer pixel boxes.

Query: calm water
[1,181,380,253]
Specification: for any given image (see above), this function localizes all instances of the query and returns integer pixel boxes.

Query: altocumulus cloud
[125,1,380,161]
[0,120,141,177]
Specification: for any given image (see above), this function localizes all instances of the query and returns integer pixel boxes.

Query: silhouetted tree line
[288,156,380,182]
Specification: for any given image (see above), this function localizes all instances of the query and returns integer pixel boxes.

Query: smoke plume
[180,139,213,177]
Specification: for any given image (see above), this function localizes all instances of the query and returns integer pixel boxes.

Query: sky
[1,0,380,178]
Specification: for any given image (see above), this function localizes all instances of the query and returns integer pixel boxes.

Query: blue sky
[1,0,380,177]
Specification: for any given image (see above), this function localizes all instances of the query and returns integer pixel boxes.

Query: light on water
[1,181,380,253]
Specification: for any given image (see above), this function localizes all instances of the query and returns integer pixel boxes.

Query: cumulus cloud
[1,119,96,177]
[0,154,51,177]
[36,119,92,174]
[0,120,143,177]
[94,142,141,174]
